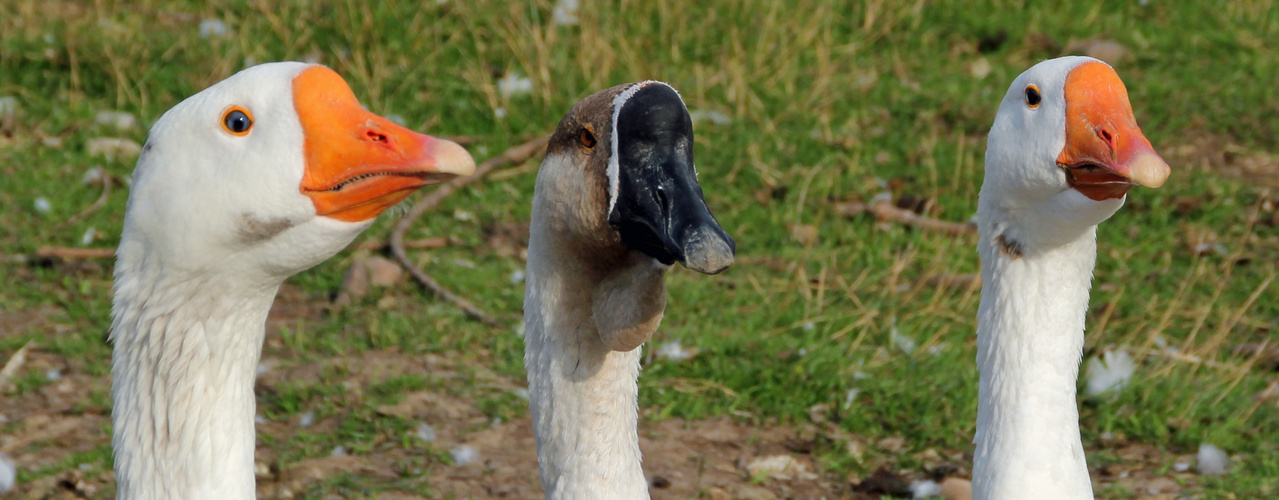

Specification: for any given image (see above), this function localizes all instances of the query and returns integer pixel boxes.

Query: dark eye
[578,127,596,150]
[1025,85,1041,108]
[222,107,253,135]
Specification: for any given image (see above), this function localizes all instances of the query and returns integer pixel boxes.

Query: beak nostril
[366,130,389,143]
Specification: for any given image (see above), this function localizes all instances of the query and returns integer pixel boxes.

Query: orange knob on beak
[1057,61,1170,201]
[293,66,476,222]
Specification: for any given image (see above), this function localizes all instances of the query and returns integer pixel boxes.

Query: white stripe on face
[607,80,683,217]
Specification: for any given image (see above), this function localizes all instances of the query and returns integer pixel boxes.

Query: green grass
[2,0,1277,498]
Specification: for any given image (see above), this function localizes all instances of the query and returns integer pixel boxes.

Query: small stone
[297,411,314,427]
[0,453,14,493]
[254,462,271,478]
[789,224,818,247]
[939,477,972,500]
[34,197,52,213]
[876,435,906,453]
[364,256,403,287]
[746,454,817,481]
[968,57,992,79]
[450,445,479,466]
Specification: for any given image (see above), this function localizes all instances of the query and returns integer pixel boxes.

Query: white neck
[973,205,1098,499]
[523,214,661,499]
[110,267,278,500]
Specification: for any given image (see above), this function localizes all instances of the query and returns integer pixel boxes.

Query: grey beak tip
[680,225,735,275]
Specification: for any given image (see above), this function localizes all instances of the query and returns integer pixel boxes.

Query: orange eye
[1025,85,1042,108]
[221,106,254,135]
[578,126,596,150]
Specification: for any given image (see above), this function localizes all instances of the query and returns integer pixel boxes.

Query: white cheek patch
[607,80,682,217]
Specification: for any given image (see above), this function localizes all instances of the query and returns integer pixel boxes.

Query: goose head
[982,56,1170,248]
[536,81,735,274]
[118,62,474,284]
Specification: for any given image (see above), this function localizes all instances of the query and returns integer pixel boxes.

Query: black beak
[607,83,735,275]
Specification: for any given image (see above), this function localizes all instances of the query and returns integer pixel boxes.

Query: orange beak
[293,66,475,222]
[1056,61,1170,201]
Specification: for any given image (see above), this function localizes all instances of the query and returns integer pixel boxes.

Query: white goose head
[982,56,1170,250]
[119,62,474,284]
[535,81,735,274]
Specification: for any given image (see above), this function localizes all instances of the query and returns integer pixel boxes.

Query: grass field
[1,0,1277,498]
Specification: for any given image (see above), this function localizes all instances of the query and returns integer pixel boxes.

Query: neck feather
[973,216,1097,500]
[110,267,278,500]
[523,211,659,500]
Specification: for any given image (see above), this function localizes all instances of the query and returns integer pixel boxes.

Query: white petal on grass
[1085,349,1135,396]
[198,19,229,38]
[81,166,105,185]
[1172,460,1191,472]
[842,388,861,410]
[497,73,533,99]
[509,270,525,283]
[298,411,315,427]
[689,109,732,126]
[656,340,694,362]
[0,453,15,494]
[890,318,916,354]
[910,479,943,499]
[95,111,137,130]
[416,423,438,443]
[0,96,16,116]
[330,445,347,457]
[450,445,479,466]
[80,228,97,246]
[551,0,579,26]
[34,197,52,213]
[1197,443,1230,475]
[45,368,61,381]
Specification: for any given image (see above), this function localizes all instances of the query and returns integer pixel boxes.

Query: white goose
[973,56,1170,499]
[108,62,474,500]
[523,81,735,499]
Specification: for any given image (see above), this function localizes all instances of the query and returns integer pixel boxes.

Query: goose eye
[1025,85,1042,108]
[578,127,596,150]
[222,107,254,136]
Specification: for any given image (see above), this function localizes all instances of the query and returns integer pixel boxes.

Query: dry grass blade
[389,134,551,326]
[0,340,34,391]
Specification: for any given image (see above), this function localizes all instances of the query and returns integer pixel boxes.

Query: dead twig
[837,197,976,236]
[356,237,453,252]
[389,135,551,326]
[62,171,113,227]
[3,246,118,263]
